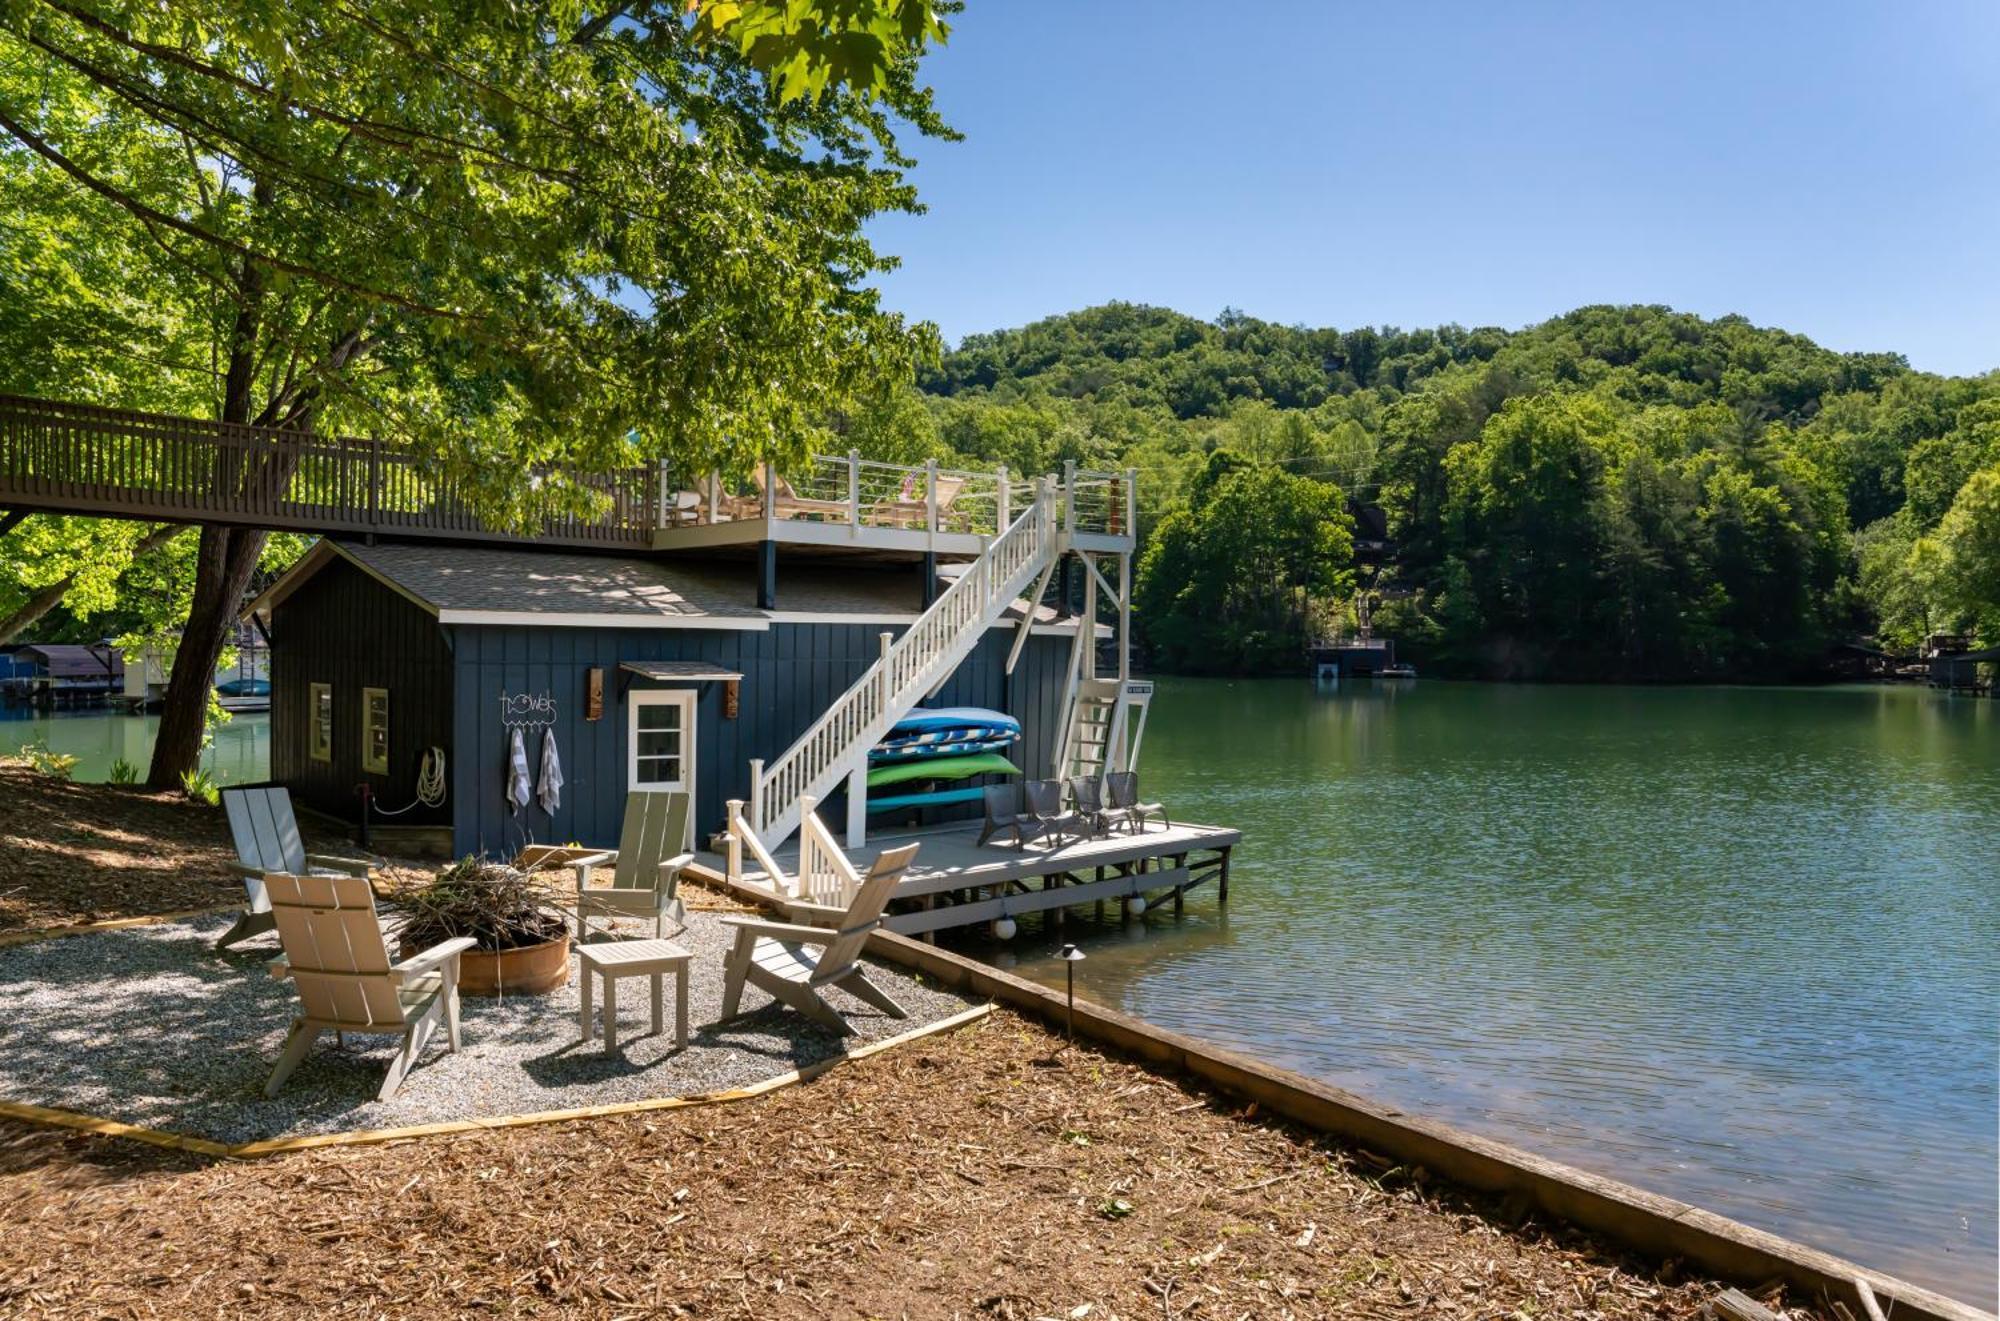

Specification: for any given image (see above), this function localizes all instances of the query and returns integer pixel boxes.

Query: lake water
[0,707,270,784]
[994,679,1998,1308]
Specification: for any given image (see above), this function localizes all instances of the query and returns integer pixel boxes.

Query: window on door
[628,690,695,796]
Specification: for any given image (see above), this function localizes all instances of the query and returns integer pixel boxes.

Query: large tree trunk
[146,524,267,787]
[0,521,186,646]
[147,236,269,791]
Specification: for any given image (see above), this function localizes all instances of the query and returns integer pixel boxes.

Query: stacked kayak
[866,707,1020,813]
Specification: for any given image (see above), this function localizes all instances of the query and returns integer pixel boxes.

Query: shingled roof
[244,539,1072,631]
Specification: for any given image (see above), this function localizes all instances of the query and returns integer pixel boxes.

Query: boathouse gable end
[266,555,454,832]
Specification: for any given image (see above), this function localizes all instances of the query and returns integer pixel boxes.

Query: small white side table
[577,938,691,1054]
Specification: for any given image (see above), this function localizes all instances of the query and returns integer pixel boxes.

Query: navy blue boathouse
[249,540,1086,858]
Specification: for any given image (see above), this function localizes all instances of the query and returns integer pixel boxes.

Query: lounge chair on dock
[977,783,1062,849]
[1105,771,1169,834]
[717,843,919,1036]
[1069,776,1117,837]
[1025,778,1086,848]
[217,787,374,951]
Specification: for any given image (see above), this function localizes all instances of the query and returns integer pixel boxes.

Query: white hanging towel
[507,727,532,816]
[537,727,563,816]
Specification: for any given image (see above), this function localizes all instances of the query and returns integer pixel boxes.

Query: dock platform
[691,819,1240,938]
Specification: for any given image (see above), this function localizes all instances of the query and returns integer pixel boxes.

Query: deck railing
[0,394,1135,551]
[0,395,658,547]
[747,481,1061,844]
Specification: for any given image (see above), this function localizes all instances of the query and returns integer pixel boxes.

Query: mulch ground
[0,769,1832,1319]
[0,1009,1829,1321]
[0,757,251,931]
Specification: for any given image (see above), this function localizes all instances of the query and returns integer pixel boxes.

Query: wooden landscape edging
[866,930,1995,1321]
[0,1003,992,1160]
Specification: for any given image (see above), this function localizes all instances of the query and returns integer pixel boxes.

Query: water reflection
[981,680,1997,1306]
[0,708,270,783]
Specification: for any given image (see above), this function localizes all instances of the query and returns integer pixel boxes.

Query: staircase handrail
[750,482,1057,840]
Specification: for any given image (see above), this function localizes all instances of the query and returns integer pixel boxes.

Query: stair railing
[749,481,1058,842]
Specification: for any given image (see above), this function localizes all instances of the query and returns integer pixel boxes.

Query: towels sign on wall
[500,689,556,731]
[500,689,563,819]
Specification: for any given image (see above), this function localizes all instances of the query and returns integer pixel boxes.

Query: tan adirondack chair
[717,842,919,1036]
[564,791,693,943]
[217,786,374,951]
[263,872,476,1100]
[750,465,851,521]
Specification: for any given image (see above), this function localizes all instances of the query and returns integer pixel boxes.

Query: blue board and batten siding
[271,555,1082,857]
[449,621,1075,858]
[269,560,454,828]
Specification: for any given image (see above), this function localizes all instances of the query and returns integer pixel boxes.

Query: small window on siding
[361,687,389,775]
[309,683,333,763]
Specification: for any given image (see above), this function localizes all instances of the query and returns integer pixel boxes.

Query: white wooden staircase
[747,483,1062,846]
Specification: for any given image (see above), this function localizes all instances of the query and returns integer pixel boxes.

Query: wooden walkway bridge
[0,395,658,549]
[0,394,1135,560]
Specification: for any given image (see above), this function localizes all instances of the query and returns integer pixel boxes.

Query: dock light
[1059,943,1086,1042]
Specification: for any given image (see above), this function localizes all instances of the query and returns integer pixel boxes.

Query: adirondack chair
[1104,771,1169,834]
[750,465,850,521]
[718,843,919,1036]
[564,790,693,943]
[1068,776,1115,838]
[217,786,374,951]
[263,871,476,1100]
[870,472,967,529]
[1024,778,1086,848]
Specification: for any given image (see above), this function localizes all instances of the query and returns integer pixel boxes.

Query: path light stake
[1059,943,1086,1044]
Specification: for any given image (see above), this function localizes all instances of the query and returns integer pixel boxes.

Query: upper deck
[0,394,1135,560]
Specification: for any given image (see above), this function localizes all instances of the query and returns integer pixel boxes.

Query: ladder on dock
[748,483,1063,846]
[1055,677,1154,786]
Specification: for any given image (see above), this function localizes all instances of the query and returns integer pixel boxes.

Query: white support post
[747,759,764,835]
[1118,549,1131,684]
[707,472,719,525]
[1080,553,1097,682]
[724,798,744,884]
[761,459,777,534]
[1124,466,1137,539]
[845,761,867,849]
[924,458,939,547]
[996,464,1010,531]
[656,458,671,531]
[1063,460,1077,534]
[847,449,861,535]
[878,630,893,717]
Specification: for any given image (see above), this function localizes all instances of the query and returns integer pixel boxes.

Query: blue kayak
[887,706,1020,736]
[871,734,1017,763]
[866,785,989,813]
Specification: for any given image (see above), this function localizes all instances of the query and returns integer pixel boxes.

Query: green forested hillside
[843,303,2000,678]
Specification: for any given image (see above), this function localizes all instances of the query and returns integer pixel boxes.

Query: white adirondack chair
[559,790,694,943]
[218,787,373,951]
[718,842,919,1036]
[263,871,476,1101]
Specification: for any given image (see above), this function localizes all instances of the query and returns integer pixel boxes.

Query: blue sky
[868,1,2000,377]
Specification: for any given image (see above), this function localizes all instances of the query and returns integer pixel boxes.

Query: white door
[628,690,697,842]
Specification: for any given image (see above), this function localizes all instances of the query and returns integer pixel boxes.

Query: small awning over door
[618,661,743,682]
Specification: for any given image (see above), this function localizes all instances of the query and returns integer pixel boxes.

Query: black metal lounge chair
[1068,775,1116,838]
[977,782,1037,848]
[1105,770,1169,834]
[1024,778,1086,847]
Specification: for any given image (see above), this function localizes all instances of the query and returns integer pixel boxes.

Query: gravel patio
[0,907,974,1146]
